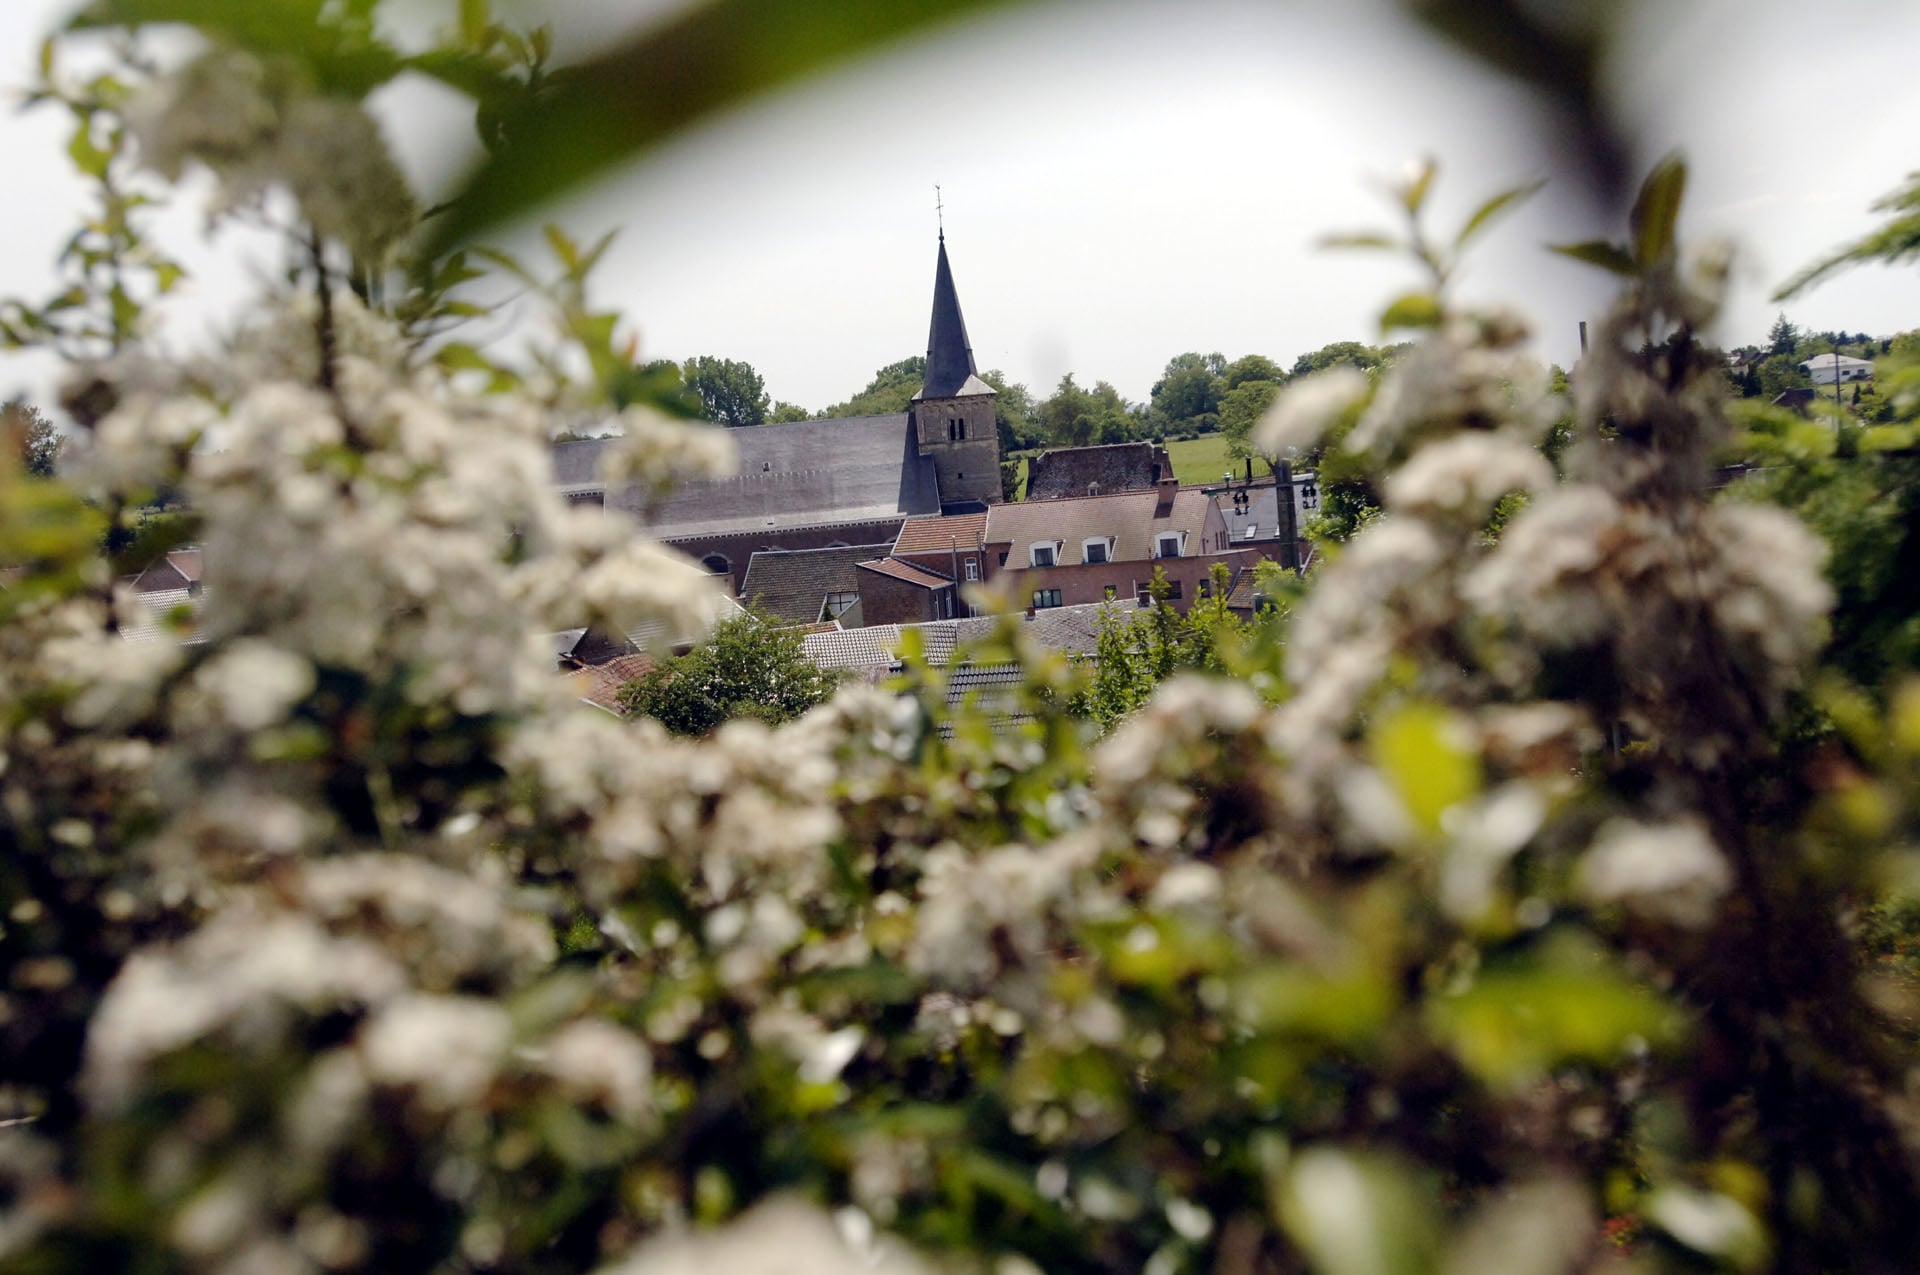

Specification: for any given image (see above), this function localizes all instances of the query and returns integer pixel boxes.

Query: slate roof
[984,488,1214,564]
[917,238,992,401]
[1209,479,1287,544]
[740,543,894,624]
[799,598,1140,676]
[857,558,951,589]
[894,511,989,556]
[554,414,943,539]
[130,548,204,594]
[1025,443,1171,501]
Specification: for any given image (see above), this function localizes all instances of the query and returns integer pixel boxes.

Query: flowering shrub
[4,7,1920,1275]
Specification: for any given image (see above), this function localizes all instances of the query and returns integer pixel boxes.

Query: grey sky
[3,0,1917,415]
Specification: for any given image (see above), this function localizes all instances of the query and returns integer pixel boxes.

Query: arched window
[701,554,731,575]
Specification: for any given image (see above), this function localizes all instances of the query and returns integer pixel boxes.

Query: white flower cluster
[128,48,416,259]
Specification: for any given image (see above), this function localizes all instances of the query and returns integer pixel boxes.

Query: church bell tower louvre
[911,232,1003,508]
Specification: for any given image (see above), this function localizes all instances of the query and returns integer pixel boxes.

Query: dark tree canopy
[681,355,770,428]
[819,356,924,419]
[4,399,61,477]
[1149,351,1225,433]
[617,611,839,736]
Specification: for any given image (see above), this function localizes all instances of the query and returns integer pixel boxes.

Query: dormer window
[1029,542,1060,568]
[1082,536,1112,565]
[1155,532,1185,559]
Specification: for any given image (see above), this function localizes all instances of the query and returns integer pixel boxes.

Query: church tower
[911,234,1002,507]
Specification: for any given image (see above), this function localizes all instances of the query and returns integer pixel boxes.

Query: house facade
[981,479,1252,611]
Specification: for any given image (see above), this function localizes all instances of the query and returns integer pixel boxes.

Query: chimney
[1155,473,1178,514]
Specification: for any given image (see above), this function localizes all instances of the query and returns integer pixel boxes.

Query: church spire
[919,235,981,401]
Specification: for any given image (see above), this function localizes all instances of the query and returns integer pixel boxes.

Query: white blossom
[1253,365,1369,456]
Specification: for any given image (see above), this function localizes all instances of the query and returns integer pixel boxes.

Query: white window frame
[1082,536,1113,565]
[1155,531,1184,560]
[963,557,979,582]
[1029,541,1060,568]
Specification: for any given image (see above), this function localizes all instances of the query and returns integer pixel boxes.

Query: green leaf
[543,224,580,273]
[67,117,112,179]
[428,0,1023,251]
[1370,702,1480,838]
[1319,231,1401,252]
[1379,291,1442,332]
[1628,153,1687,267]
[1452,178,1544,250]
[1548,239,1635,276]
[458,0,489,47]
[1399,157,1438,215]
[1426,943,1683,1090]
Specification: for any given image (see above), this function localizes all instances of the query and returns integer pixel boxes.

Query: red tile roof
[894,512,988,556]
[567,652,657,713]
[857,558,952,589]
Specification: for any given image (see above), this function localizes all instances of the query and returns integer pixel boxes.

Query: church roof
[917,238,990,401]
[558,414,943,539]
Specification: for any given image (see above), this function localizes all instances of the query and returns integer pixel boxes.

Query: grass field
[1162,433,1240,486]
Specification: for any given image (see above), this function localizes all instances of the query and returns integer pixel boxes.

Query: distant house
[1800,352,1874,385]
[1771,387,1818,416]
[890,510,993,606]
[1199,472,1307,571]
[130,548,203,595]
[1025,442,1174,501]
[738,542,896,626]
[856,556,960,625]
[552,235,1003,593]
[981,477,1250,611]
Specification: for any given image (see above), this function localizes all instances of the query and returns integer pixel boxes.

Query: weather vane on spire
[935,183,944,240]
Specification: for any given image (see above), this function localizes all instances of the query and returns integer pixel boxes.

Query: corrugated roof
[118,587,203,643]
[894,511,989,556]
[857,558,951,589]
[557,414,943,538]
[741,543,894,624]
[1026,443,1170,501]
[985,488,1213,564]
[803,626,903,671]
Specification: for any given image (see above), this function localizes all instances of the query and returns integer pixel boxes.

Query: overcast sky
[3,0,1918,416]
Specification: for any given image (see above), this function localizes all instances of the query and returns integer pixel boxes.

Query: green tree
[1758,352,1810,397]
[820,355,924,418]
[982,368,1040,451]
[768,400,810,423]
[1037,372,1097,447]
[617,610,839,735]
[3,399,61,477]
[1767,311,1800,356]
[681,355,769,427]
[1288,339,1393,378]
[1218,378,1282,461]
[1222,352,1285,389]
[1036,374,1134,448]
[1148,351,1224,433]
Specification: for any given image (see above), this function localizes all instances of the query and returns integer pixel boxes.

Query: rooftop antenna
[934,183,944,241]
